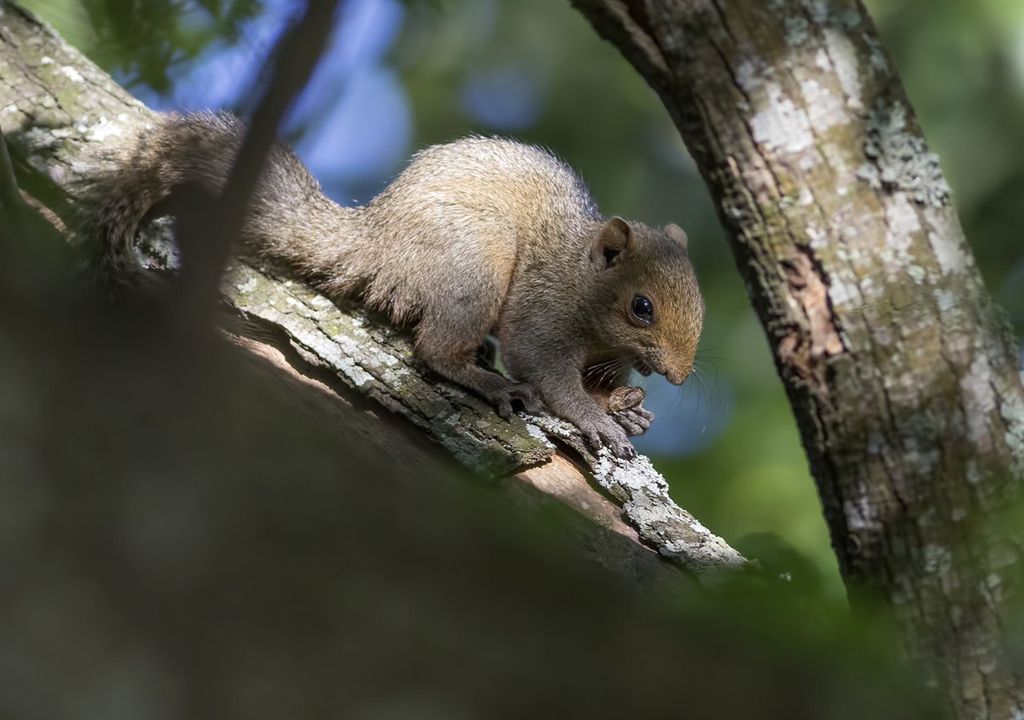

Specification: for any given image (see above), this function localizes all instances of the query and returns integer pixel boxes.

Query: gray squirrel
[84,113,704,457]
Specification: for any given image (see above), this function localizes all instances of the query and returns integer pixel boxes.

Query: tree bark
[570,0,1024,716]
[0,2,744,581]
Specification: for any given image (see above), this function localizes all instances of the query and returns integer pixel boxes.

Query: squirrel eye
[630,295,654,326]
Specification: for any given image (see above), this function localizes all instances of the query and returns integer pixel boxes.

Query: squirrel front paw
[578,415,635,459]
[491,382,544,420]
[605,386,654,436]
[612,406,654,436]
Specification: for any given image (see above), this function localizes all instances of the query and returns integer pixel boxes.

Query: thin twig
[0,127,25,238]
[177,0,344,325]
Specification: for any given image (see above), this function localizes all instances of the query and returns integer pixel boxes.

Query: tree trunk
[570,0,1024,717]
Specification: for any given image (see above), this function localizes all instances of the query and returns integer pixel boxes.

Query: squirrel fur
[83,112,704,458]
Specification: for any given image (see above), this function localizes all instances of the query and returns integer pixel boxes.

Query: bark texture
[570,0,1024,716]
[0,2,744,579]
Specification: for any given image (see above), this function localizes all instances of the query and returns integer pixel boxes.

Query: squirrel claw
[580,416,635,459]
[492,382,543,420]
[609,439,636,460]
[496,399,513,421]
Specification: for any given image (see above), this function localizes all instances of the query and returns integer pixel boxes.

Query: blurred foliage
[0,257,938,717]
[16,0,1024,606]
[21,0,263,90]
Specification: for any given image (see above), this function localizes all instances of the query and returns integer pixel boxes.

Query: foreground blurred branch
[570,0,1024,716]
[0,2,744,579]
[178,0,341,323]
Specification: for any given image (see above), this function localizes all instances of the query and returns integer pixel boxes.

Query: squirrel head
[585,216,704,385]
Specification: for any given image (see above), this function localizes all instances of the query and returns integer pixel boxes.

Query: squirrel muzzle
[666,370,687,386]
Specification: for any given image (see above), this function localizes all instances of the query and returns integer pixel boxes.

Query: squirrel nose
[664,362,693,385]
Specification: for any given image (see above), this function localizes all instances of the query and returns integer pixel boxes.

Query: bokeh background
[21,0,1024,598]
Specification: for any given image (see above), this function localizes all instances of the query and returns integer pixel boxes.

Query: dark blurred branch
[0,127,20,219]
[0,1,745,578]
[179,0,343,324]
[0,127,19,251]
[0,125,70,301]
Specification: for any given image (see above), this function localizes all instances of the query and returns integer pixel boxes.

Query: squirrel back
[83,115,599,323]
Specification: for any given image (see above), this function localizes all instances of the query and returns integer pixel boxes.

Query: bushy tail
[73,113,233,292]
[77,111,351,296]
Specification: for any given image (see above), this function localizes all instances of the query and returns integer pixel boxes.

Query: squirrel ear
[664,223,688,249]
[592,216,634,269]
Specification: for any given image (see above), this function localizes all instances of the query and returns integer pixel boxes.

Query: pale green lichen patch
[592,449,669,494]
[927,231,970,276]
[863,33,890,75]
[935,289,956,314]
[235,276,258,294]
[523,421,556,449]
[735,59,762,94]
[799,77,845,130]
[86,115,126,142]
[19,126,61,152]
[842,494,880,532]
[857,101,951,206]
[823,28,863,109]
[923,543,953,576]
[876,193,931,286]
[59,64,84,83]
[749,83,815,154]
[592,449,746,570]
[784,15,810,46]
[824,273,860,309]
[960,354,998,451]
[734,58,818,158]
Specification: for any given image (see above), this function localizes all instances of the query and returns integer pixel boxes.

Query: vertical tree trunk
[571,0,1024,717]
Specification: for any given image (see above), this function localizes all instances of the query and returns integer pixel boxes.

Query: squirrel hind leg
[415,310,541,420]
[427,352,542,420]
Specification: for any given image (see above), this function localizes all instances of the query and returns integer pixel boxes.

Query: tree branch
[0,1,745,578]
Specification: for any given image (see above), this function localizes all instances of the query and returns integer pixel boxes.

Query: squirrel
[82,112,704,458]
